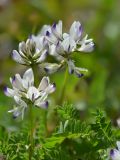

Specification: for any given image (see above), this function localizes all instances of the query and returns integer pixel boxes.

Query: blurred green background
[0,0,120,130]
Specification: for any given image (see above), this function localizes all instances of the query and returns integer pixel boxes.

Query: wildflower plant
[1,20,119,160]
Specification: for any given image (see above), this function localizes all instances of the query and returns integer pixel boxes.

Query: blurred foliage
[0,103,116,160]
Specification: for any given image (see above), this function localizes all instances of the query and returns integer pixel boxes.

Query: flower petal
[4,87,15,97]
[40,25,51,36]
[36,50,48,63]
[70,21,82,41]
[45,30,57,44]
[56,41,65,55]
[12,50,25,64]
[45,83,56,94]
[44,63,61,74]
[110,149,120,160]
[35,101,49,109]
[38,76,49,91]
[14,96,27,108]
[62,36,76,53]
[78,42,94,52]
[27,86,40,101]
[22,68,34,89]
[67,60,75,74]
[12,74,23,90]
[51,20,63,40]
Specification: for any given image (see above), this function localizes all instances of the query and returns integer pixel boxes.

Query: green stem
[58,67,68,105]
[29,103,34,160]
[31,64,39,86]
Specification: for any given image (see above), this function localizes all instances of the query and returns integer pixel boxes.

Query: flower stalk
[29,103,34,160]
[58,66,69,105]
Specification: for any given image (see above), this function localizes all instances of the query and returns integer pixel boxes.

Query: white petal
[26,38,35,56]
[78,34,93,45]
[44,63,61,74]
[40,25,51,36]
[35,100,48,109]
[36,50,48,63]
[51,20,63,39]
[67,60,75,74]
[49,44,56,56]
[78,42,94,52]
[14,96,27,108]
[8,106,20,117]
[12,74,23,90]
[23,68,34,89]
[49,44,64,61]
[4,87,15,97]
[74,70,84,78]
[27,86,40,101]
[45,30,58,44]
[62,36,76,53]
[69,21,82,41]
[35,92,48,104]
[75,67,88,72]
[56,41,65,55]
[19,41,26,53]
[12,50,25,64]
[38,77,49,91]
[110,149,120,160]
[45,83,56,94]
[19,42,27,58]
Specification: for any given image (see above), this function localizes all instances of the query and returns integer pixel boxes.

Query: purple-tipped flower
[12,35,48,65]
[69,21,82,42]
[4,68,56,119]
[51,20,63,40]
[42,20,94,77]
[67,59,88,78]
[44,63,62,74]
[110,141,120,160]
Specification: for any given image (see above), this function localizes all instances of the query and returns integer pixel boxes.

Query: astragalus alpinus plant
[2,21,118,160]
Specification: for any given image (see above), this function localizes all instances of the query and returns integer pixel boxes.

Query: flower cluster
[40,21,94,77]
[12,20,94,77]
[4,69,55,119]
[110,141,120,160]
[5,20,94,119]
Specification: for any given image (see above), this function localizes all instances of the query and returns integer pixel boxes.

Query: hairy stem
[29,103,34,160]
[58,67,68,105]
[31,64,39,86]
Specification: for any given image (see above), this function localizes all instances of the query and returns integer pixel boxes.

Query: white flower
[67,59,88,78]
[49,36,76,61]
[12,36,48,65]
[4,68,34,98]
[8,96,27,119]
[77,34,94,52]
[51,20,63,40]
[110,141,120,160]
[68,21,82,42]
[4,68,56,118]
[44,63,62,74]
[41,20,94,77]
[40,20,63,44]
[67,22,94,52]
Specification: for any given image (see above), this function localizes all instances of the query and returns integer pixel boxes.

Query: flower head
[12,36,49,65]
[110,141,120,160]
[41,20,94,77]
[4,68,56,119]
